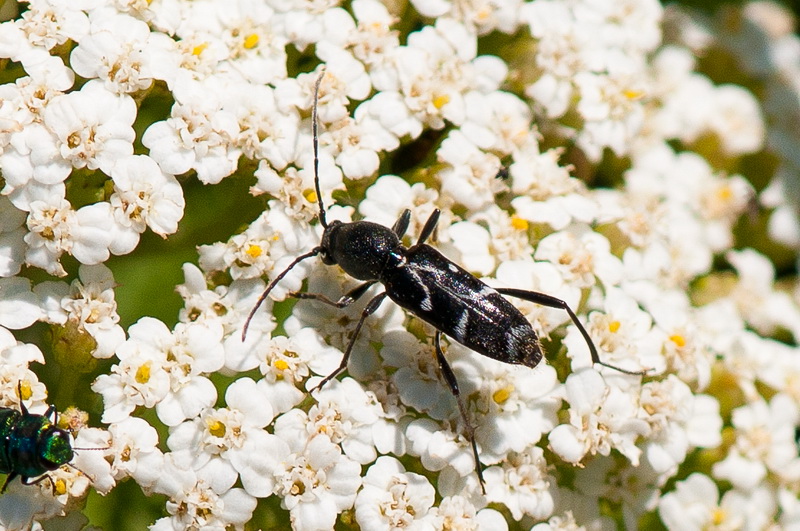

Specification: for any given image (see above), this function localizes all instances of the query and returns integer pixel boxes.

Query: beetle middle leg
[289,280,377,308]
[433,331,486,493]
[496,287,647,375]
[310,291,388,392]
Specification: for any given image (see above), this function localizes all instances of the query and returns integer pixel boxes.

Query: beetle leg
[242,247,324,340]
[496,288,647,375]
[434,331,486,494]
[44,404,58,423]
[413,209,441,248]
[16,381,29,416]
[289,280,376,308]
[21,473,55,494]
[0,472,17,494]
[392,209,411,238]
[311,291,388,393]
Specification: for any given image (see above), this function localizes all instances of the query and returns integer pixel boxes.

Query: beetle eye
[319,250,335,265]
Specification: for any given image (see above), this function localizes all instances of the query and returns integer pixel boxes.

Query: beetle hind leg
[433,331,486,494]
[496,287,648,376]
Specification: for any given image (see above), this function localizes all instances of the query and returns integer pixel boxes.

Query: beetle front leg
[310,291,388,393]
[434,331,486,494]
[413,209,440,248]
[16,381,30,416]
[242,247,324,340]
[21,473,55,494]
[496,287,647,375]
[289,280,377,308]
[392,209,411,238]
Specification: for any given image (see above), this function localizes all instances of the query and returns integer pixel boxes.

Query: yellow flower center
[493,386,513,404]
[433,94,450,109]
[669,334,686,348]
[243,34,259,49]
[207,419,226,438]
[246,245,263,258]
[192,43,208,56]
[135,362,151,384]
[511,216,529,230]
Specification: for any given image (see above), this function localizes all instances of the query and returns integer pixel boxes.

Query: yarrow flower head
[1,0,799,529]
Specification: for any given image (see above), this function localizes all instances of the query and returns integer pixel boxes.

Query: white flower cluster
[1,0,799,529]
[664,2,800,252]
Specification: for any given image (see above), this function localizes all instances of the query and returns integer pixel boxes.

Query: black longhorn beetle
[243,71,647,492]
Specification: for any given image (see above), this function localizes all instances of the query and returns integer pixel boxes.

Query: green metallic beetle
[0,383,74,493]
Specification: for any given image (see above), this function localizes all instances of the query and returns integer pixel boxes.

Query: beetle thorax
[320,220,402,281]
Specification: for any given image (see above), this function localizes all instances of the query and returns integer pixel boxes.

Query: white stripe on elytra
[405,261,433,311]
[453,310,469,341]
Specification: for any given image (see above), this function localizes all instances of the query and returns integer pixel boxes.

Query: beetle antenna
[241,247,323,341]
[241,71,330,343]
[312,70,328,229]
[71,445,109,452]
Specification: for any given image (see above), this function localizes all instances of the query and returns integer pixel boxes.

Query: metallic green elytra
[0,384,74,493]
